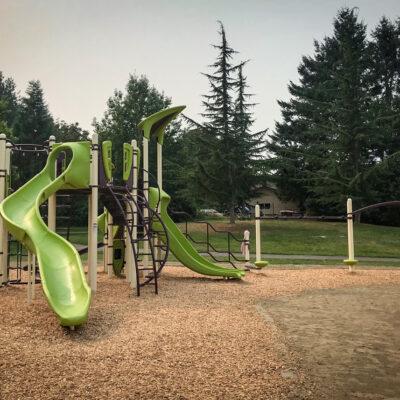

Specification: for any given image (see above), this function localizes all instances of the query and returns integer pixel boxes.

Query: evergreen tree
[231,63,268,203]
[269,8,376,214]
[0,72,19,136]
[191,22,267,223]
[13,80,54,186]
[313,8,372,212]
[361,16,400,225]
[190,22,238,222]
[54,120,89,142]
[368,16,400,161]
[14,80,54,143]
[162,127,199,216]
[0,100,12,137]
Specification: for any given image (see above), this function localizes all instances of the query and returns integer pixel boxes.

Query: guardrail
[171,211,245,269]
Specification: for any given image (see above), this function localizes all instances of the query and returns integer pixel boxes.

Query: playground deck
[1,266,400,399]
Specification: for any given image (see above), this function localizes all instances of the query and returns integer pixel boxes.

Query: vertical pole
[31,254,36,300]
[228,234,231,264]
[124,144,133,283]
[0,133,7,285]
[107,212,113,277]
[243,230,251,266]
[131,140,138,289]
[27,251,32,303]
[255,205,261,263]
[47,135,56,232]
[142,137,149,272]
[157,142,162,192]
[156,141,162,263]
[89,134,99,291]
[206,224,209,253]
[125,220,132,282]
[103,208,108,273]
[2,140,11,282]
[344,198,358,272]
[87,196,92,281]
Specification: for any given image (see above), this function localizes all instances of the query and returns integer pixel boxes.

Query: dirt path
[0,267,399,399]
[260,284,400,399]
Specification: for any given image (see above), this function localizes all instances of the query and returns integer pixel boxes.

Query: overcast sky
[1,0,399,134]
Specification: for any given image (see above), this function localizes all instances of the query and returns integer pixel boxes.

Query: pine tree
[368,17,400,160]
[0,72,19,136]
[54,120,89,142]
[231,63,268,204]
[361,17,400,225]
[191,22,267,223]
[309,8,373,212]
[269,8,375,214]
[14,80,54,143]
[191,22,238,222]
[13,80,54,186]
[162,127,199,216]
[267,35,336,212]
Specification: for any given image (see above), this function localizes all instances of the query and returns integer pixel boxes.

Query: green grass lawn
[177,219,400,259]
[57,227,93,246]
[64,219,400,259]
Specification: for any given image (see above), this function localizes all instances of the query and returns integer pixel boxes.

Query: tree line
[0,21,267,224]
[269,8,400,225]
[1,7,400,226]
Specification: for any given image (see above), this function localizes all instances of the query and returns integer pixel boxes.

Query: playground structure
[0,105,245,327]
[1,101,395,328]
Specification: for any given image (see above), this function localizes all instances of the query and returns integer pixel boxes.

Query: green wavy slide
[149,187,245,279]
[0,142,91,326]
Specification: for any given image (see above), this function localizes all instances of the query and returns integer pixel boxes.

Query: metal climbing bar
[171,211,245,268]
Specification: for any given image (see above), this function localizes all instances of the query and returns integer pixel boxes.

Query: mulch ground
[0,266,399,400]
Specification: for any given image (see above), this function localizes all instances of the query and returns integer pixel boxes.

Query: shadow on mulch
[258,284,400,399]
[63,306,122,342]
[163,274,253,286]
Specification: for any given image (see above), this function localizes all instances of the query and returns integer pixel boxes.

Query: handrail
[352,201,400,215]
[259,215,346,221]
[122,188,170,288]
[254,201,400,220]
[170,211,245,268]
[6,141,50,153]
[108,185,170,292]
[106,185,143,295]
[135,167,162,212]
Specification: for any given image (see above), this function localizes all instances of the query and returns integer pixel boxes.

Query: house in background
[248,184,299,216]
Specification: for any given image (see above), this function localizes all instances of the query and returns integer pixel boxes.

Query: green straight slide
[0,142,91,326]
[149,187,245,279]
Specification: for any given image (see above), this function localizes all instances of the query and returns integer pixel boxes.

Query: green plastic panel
[138,106,186,145]
[97,212,107,236]
[148,187,244,279]
[102,141,113,181]
[112,227,125,276]
[0,142,92,326]
[123,143,133,182]
[97,210,119,238]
